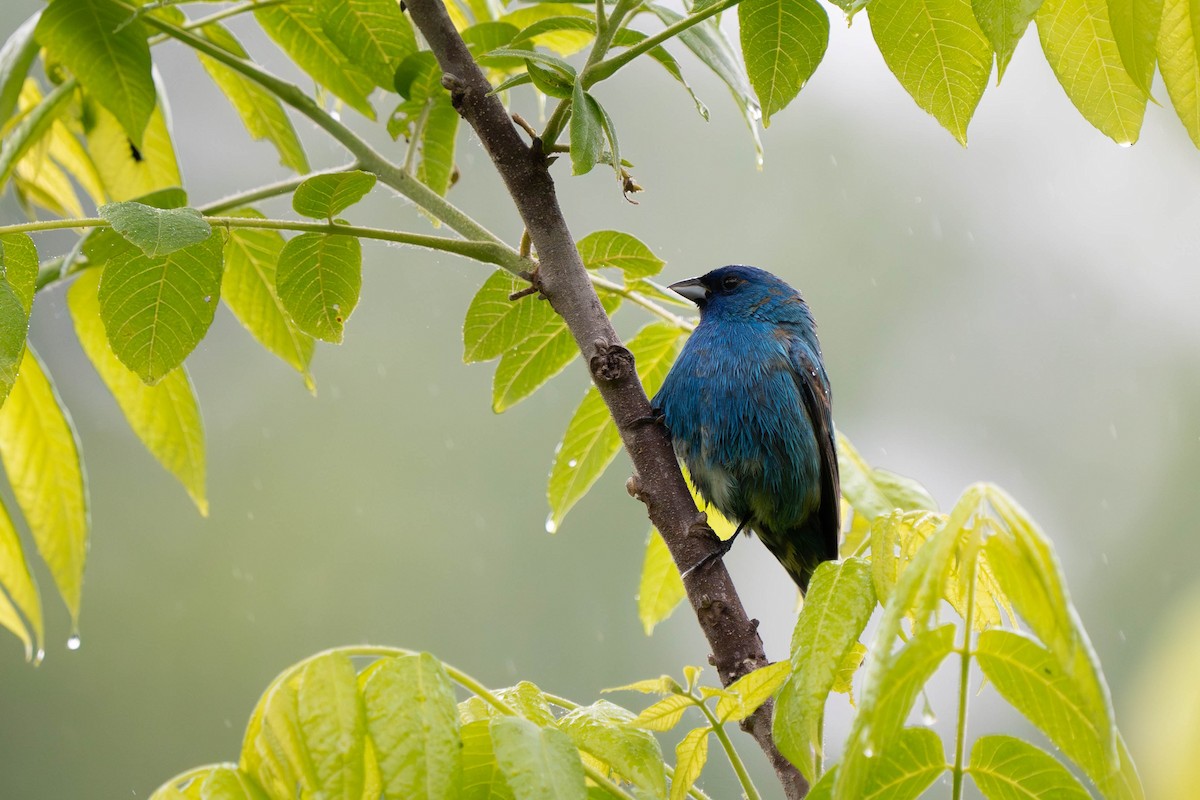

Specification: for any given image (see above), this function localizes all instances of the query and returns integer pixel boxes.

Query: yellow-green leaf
[972,0,1045,80]
[975,630,1126,795]
[869,0,993,144]
[637,529,686,635]
[492,294,620,413]
[862,727,946,800]
[559,701,668,800]
[275,232,361,344]
[68,268,207,514]
[36,0,155,147]
[547,321,681,528]
[1157,0,1200,147]
[969,734,1090,799]
[717,660,790,723]
[297,652,368,799]
[575,231,666,279]
[461,720,515,800]
[490,716,587,800]
[96,230,224,384]
[256,3,377,119]
[0,496,42,660]
[0,12,40,126]
[774,558,876,781]
[1036,0,1147,144]
[316,0,418,90]
[221,210,315,389]
[831,642,868,700]
[1108,0,1163,95]
[197,23,309,174]
[669,727,709,800]
[99,201,212,258]
[739,0,829,125]
[150,765,268,800]
[86,100,181,202]
[292,170,377,220]
[834,625,956,800]
[0,232,36,408]
[498,4,593,55]
[361,653,462,800]
[462,271,554,363]
[629,693,694,731]
[0,77,74,190]
[603,674,681,695]
[0,347,88,625]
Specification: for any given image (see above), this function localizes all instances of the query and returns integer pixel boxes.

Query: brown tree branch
[401,2,807,797]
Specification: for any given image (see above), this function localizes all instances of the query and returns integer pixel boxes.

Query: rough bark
[403,2,807,797]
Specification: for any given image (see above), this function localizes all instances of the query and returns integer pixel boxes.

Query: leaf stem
[585,0,744,86]
[590,273,695,331]
[697,700,762,800]
[199,164,360,215]
[951,538,981,800]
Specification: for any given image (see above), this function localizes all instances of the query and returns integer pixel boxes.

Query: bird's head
[669,265,812,324]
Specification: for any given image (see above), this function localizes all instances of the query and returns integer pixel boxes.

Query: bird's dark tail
[759,518,840,594]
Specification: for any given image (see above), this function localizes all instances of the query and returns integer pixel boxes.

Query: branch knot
[589,340,634,383]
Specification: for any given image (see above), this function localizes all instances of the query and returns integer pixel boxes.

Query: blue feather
[653,266,839,591]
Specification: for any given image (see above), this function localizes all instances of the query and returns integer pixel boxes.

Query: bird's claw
[681,523,736,580]
[630,407,666,428]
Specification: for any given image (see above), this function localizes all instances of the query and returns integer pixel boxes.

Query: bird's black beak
[669,277,709,304]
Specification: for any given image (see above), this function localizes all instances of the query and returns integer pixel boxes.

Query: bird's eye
[721,275,742,290]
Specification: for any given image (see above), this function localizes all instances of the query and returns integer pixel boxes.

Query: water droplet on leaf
[545,515,558,534]
[66,634,81,651]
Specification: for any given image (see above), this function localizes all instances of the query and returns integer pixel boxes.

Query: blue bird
[652,266,840,592]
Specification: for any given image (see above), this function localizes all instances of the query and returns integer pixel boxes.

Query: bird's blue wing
[787,338,841,563]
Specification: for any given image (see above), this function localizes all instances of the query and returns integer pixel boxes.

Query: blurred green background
[2,1,1199,797]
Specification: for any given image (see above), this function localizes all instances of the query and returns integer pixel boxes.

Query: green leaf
[526,61,575,98]
[275,233,362,344]
[1108,0,1163,95]
[594,97,621,182]
[35,0,155,147]
[297,652,368,799]
[85,99,181,202]
[975,630,1122,794]
[0,348,88,626]
[1157,0,1200,147]
[461,720,515,800]
[830,642,867,699]
[492,295,620,413]
[972,0,1045,80]
[649,6,762,163]
[197,23,310,174]
[69,268,207,515]
[669,727,709,800]
[316,0,418,90]
[637,529,686,635]
[834,625,956,800]
[419,97,460,196]
[559,701,668,799]
[1036,0,1147,143]
[255,2,377,119]
[0,12,41,126]
[739,0,829,125]
[462,271,556,363]
[774,558,876,782]
[292,170,378,219]
[570,82,604,176]
[98,201,212,258]
[221,209,316,389]
[576,231,665,279]
[0,496,43,661]
[717,660,790,723]
[0,232,37,408]
[463,22,523,64]
[969,735,1089,799]
[547,321,681,528]
[361,653,462,800]
[869,0,994,144]
[96,230,224,384]
[490,716,587,800]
